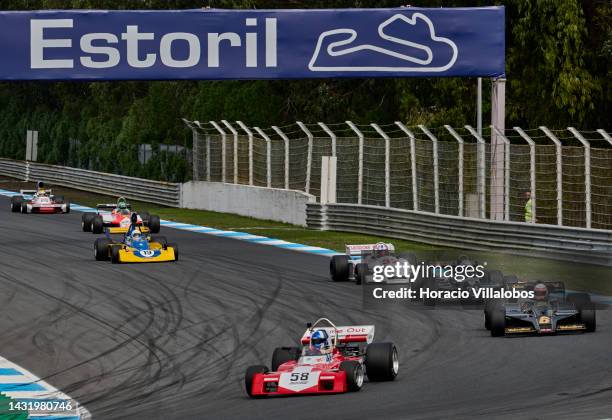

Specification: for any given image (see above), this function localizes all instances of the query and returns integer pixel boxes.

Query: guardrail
[0,158,180,207]
[307,203,612,266]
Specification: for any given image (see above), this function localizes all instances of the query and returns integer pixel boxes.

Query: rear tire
[355,263,367,285]
[567,293,592,310]
[140,211,150,223]
[151,236,168,247]
[245,365,268,397]
[92,215,104,234]
[271,347,300,371]
[148,215,161,233]
[168,243,179,261]
[82,213,95,232]
[64,200,70,214]
[580,309,596,332]
[10,196,22,213]
[94,238,110,261]
[365,342,398,382]
[330,255,350,282]
[339,361,364,392]
[20,201,28,214]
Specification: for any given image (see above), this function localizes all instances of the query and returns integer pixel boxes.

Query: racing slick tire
[580,308,596,332]
[567,293,592,310]
[148,215,161,233]
[168,243,179,261]
[92,215,104,234]
[245,365,268,398]
[140,211,150,223]
[330,255,350,282]
[20,201,28,214]
[490,306,506,337]
[484,300,498,330]
[82,213,95,232]
[399,252,417,266]
[340,361,364,392]
[271,347,300,371]
[355,263,367,285]
[10,196,22,212]
[365,342,398,382]
[151,236,168,247]
[94,238,110,261]
[110,245,121,264]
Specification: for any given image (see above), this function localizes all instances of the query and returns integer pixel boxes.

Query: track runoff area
[0,5,611,420]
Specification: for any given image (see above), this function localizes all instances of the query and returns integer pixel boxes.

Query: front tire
[365,342,399,382]
[151,236,168,248]
[20,201,28,214]
[340,361,364,392]
[94,238,110,261]
[580,309,596,332]
[330,255,350,282]
[245,365,268,397]
[10,196,22,213]
[490,306,506,337]
[168,243,179,261]
[355,263,367,285]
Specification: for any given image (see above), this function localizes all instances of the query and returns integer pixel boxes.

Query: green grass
[0,393,28,419]
[2,177,610,295]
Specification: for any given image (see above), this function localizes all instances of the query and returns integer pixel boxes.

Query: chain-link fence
[184,119,612,230]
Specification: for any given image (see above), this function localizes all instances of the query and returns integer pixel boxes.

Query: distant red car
[10,183,70,214]
[245,318,398,397]
[81,197,160,234]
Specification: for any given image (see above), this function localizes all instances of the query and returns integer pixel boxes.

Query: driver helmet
[373,242,390,258]
[310,329,330,353]
[129,229,148,250]
[533,283,548,301]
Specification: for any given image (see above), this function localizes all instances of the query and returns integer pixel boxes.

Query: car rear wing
[108,226,150,234]
[345,243,395,257]
[19,189,51,195]
[301,325,375,345]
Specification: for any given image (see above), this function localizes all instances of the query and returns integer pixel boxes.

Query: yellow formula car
[93,216,177,264]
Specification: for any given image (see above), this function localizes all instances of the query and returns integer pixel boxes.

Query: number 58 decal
[290,372,309,381]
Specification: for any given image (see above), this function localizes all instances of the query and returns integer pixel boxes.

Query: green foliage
[0,0,609,181]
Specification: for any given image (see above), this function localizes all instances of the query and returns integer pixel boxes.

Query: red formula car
[10,182,70,214]
[81,197,160,234]
[245,318,398,397]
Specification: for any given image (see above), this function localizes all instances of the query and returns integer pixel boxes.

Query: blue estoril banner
[0,7,505,80]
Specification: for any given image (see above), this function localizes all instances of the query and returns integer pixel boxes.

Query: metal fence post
[297,121,313,194]
[222,120,239,184]
[540,126,564,226]
[491,126,511,221]
[182,118,200,181]
[395,122,418,211]
[347,121,364,205]
[253,127,272,188]
[318,122,337,157]
[514,127,537,224]
[597,129,612,145]
[210,121,227,183]
[444,125,465,217]
[418,125,440,214]
[465,125,486,219]
[371,124,391,208]
[272,126,290,190]
[236,121,253,186]
[568,127,592,229]
[194,121,211,182]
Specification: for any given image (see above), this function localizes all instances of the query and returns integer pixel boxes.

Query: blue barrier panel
[0,7,504,80]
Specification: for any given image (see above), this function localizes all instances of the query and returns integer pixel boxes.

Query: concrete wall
[181,181,316,226]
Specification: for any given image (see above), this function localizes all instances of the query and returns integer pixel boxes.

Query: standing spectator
[524,191,534,223]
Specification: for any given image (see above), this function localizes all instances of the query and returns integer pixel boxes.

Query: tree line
[0,0,609,182]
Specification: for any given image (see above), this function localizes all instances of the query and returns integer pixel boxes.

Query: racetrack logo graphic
[308,13,458,73]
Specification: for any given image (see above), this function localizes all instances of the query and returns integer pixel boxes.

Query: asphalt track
[0,195,611,420]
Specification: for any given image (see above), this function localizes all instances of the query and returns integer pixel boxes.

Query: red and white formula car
[81,197,160,234]
[10,182,70,214]
[245,318,398,397]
